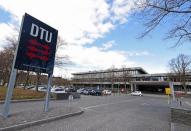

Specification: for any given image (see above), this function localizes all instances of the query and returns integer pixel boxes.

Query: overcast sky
[0,0,191,78]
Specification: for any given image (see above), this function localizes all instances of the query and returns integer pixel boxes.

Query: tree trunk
[35,72,41,92]
[183,83,187,95]
[24,71,30,90]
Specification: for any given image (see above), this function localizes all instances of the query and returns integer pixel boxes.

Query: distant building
[72,67,191,94]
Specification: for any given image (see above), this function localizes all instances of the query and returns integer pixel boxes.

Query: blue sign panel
[15,13,58,74]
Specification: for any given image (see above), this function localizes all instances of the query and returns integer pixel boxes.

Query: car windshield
[55,89,64,91]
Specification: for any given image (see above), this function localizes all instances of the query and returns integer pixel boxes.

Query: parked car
[90,89,102,96]
[26,85,35,90]
[102,90,112,95]
[89,90,96,95]
[66,87,76,92]
[131,91,143,96]
[83,89,92,95]
[38,86,47,92]
[17,84,24,88]
[77,88,85,94]
[51,88,66,93]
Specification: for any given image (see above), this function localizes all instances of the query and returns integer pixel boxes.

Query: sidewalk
[0,101,83,131]
[172,97,191,110]
[171,96,191,128]
[142,93,167,98]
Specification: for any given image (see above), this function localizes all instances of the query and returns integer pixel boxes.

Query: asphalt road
[1,95,170,131]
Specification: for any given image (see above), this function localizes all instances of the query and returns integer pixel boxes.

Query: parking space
[8,95,172,131]
[1,94,191,131]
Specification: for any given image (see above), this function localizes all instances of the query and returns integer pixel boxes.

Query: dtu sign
[14,13,58,74]
[3,13,58,118]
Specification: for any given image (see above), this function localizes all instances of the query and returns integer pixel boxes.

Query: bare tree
[136,0,191,45]
[35,72,41,91]
[24,71,31,89]
[121,65,132,93]
[109,65,115,93]
[55,36,72,67]
[169,54,191,95]
[0,36,17,85]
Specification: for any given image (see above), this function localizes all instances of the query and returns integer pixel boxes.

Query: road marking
[185,101,191,107]
[84,98,139,110]
[141,103,150,106]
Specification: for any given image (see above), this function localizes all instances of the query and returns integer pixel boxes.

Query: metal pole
[125,84,127,95]
[169,82,175,101]
[130,83,133,92]
[111,84,113,96]
[118,83,120,95]
[2,15,25,118]
[44,74,52,112]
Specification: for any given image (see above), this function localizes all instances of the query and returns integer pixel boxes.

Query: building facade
[72,67,191,94]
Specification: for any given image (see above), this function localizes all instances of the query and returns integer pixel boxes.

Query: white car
[131,91,143,96]
[102,90,112,95]
[51,88,66,93]
[38,86,47,92]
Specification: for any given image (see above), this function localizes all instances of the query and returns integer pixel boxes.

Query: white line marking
[84,98,139,109]
[141,103,150,106]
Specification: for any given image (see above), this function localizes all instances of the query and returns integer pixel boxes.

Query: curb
[0,98,56,104]
[0,108,84,131]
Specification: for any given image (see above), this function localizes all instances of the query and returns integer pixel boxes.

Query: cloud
[58,43,155,77]
[111,0,137,24]
[125,51,150,56]
[100,40,116,50]
[61,44,136,69]
[0,0,140,45]
[0,0,148,77]
[0,23,18,49]
[141,64,168,74]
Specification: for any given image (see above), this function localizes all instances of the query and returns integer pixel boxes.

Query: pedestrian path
[0,100,83,130]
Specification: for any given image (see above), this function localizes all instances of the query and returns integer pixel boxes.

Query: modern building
[72,67,191,94]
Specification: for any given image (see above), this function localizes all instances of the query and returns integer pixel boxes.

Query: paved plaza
[0,94,191,131]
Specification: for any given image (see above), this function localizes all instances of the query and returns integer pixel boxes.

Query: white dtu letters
[45,32,52,43]
[30,23,52,43]
[30,23,39,37]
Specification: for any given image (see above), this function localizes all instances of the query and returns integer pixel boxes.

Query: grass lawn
[0,87,46,100]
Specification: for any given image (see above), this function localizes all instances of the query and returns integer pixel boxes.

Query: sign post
[2,16,25,118]
[165,88,171,104]
[3,69,17,118]
[169,82,175,101]
[3,13,58,117]
[44,74,52,112]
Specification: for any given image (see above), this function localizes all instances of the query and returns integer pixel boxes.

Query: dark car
[89,90,96,95]
[83,89,92,95]
[90,89,102,96]
[66,87,76,92]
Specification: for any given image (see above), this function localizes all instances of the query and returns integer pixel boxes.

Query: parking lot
[1,94,191,131]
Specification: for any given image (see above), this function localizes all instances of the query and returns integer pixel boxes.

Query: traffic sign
[3,13,58,118]
[165,88,171,95]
